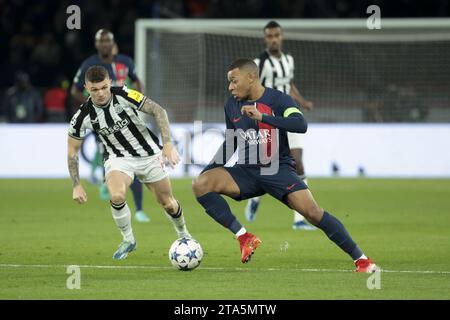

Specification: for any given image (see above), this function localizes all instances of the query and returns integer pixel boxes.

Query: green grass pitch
[0,178,449,299]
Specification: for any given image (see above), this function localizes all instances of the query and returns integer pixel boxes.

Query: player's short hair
[85,66,109,83]
[95,29,114,41]
[228,58,258,74]
[264,20,281,31]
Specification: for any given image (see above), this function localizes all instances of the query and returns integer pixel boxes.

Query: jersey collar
[91,94,113,109]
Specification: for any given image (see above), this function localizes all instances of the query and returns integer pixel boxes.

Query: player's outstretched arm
[241,104,308,133]
[260,112,308,133]
[140,99,180,168]
[68,136,87,204]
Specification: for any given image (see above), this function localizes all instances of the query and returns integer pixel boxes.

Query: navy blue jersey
[224,87,304,167]
[73,54,138,90]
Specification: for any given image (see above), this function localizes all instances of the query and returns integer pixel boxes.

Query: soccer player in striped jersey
[68,66,191,260]
[245,20,316,231]
[193,58,379,272]
[71,29,150,223]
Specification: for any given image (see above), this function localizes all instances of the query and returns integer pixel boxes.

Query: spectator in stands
[43,76,70,122]
[3,71,43,123]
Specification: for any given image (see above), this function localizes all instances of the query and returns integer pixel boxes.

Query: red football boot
[355,257,380,273]
[238,232,261,263]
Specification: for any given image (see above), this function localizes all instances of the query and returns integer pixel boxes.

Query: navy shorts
[223,163,308,206]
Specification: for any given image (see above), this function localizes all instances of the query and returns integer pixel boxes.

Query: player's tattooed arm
[67,136,83,187]
[68,153,80,187]
[140,98,171,144]
[68,136,87,204]
[140,98,180,167]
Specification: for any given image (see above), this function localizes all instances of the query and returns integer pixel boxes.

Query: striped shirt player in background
[70,29,151,223]
[245,21,316,231]
[67,66,191,260]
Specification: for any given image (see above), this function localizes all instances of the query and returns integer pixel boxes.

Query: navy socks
[197,192,242,234]
[318,211,363,260]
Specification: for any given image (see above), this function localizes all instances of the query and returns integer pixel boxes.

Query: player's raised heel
[292,220,317,231]
[354,257,380,273]
[238,232,261,263]
[112,240,137,260]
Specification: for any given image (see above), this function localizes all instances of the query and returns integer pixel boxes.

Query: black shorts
[223,163,308,206]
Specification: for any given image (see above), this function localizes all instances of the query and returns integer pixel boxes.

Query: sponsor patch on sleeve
[127,89,144,103]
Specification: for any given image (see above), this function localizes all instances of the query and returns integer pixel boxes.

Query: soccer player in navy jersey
[192,58,379,272]
[246,20,316,231]
[70,29,150,223]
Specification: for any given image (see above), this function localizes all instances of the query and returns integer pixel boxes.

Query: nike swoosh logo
[232,117,242,123]
[286,183,297,190]
[91,118,99,123]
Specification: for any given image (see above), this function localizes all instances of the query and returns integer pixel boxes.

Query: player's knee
[110,192,126,205]
[192,175,212,197]
[154,192,174,210]
[160,198,177,214]
[302,205,323,224]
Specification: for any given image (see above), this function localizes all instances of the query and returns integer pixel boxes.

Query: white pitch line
[0,264,449,275]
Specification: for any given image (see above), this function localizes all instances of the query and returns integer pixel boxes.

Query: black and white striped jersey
[68,86,161,160]
[254,50,295,94]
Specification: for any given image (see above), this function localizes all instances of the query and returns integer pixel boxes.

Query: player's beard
[100,51,112,59]
[98,45,113,60]
[268,43,282,57]
[269,47,281,57]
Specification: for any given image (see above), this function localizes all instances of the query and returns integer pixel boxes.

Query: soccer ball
[169,237,203,271]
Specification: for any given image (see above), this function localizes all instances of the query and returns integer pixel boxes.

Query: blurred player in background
[193,59,378,272]
[3,71,44,123]
[68,66,191,260]
[245,20,316,231]
[71,29,150,223]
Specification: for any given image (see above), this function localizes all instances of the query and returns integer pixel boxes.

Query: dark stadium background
[1,0,449,123]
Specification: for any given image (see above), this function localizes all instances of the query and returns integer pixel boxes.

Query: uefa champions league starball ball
[169,237,203,271]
